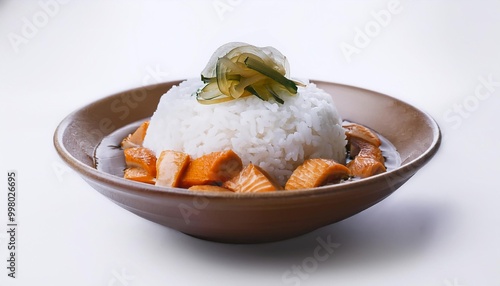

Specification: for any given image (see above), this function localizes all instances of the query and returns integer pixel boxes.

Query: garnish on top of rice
[195,42,303,105]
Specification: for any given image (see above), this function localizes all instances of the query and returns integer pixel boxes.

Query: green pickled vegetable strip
[245,85,266,101]
[266,85,284,104]
[251,84,275,102]
[244,57,298,94]
[232,73,266,96]
[197,82,222,99]
[270,84,292,100]
[201,75,216,84]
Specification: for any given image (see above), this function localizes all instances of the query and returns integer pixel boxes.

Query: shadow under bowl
[54,80,441,243]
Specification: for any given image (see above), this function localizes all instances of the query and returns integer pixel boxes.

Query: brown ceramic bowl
[54,80,441,243]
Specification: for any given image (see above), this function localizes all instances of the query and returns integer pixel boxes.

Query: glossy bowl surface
[54,80,441,243]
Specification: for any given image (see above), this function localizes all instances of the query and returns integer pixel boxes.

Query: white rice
[143,79,346,185]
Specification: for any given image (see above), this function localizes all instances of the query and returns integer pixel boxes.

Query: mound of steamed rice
[143,79,346,185]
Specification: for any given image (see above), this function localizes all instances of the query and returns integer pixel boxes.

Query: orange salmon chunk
[124,147,157,177]
[155,150,191,188]
[347,138,386,178]
[223,164,282,193]
[285,158,350,190]
[343,122,381,146]
[347,157,386,178]
[180,150,243,188]
[121,121,150,149]
[124,167,156,184]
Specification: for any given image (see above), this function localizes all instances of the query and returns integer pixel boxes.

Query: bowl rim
[53,79,441,200]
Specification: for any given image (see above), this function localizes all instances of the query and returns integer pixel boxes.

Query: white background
[1,0,500,285]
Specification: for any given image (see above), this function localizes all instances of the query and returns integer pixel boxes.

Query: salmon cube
[354,139,385,163]
[124,167,156,184]
[347,138,386,178]
[124,147,157,177]
[155,150,190,188]
[285,158,350,190]
[347,157,386,178]
[180,150,243,188]
[223,164,282,193]
[343,122,381,146]
[121,121,150,149]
